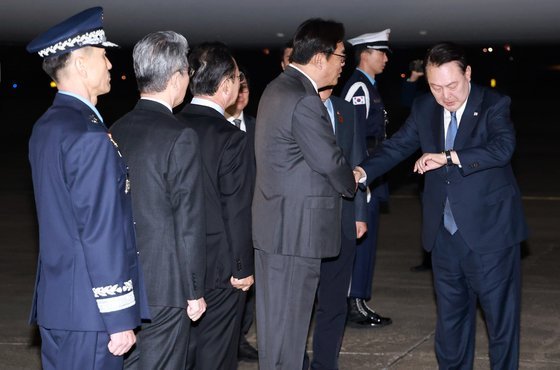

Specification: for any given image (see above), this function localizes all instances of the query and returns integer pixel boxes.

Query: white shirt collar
[226,110,245,123]
[226,111,247,132]
[191,97,225,115]
[288,64,318,92]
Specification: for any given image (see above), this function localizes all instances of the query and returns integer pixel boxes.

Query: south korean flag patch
[352,96,366,105]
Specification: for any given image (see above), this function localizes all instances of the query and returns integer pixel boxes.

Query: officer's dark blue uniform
[27,7,149,370]
[340,29,392,327]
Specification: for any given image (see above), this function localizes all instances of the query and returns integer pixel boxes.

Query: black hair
[424,42,468,72]
[188,42,236,96]
[290,18,344,65]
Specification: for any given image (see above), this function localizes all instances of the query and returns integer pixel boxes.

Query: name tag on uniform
[352,96,366,105]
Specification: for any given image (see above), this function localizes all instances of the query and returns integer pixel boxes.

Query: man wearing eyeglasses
[252,19,357,370]
[176,42,254,370]
[340,29,393,329]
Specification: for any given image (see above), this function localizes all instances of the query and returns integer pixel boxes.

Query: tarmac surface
[1,95,559,369]
[1,160,559,369]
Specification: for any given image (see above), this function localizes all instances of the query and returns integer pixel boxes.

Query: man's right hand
[108,330,136,356]
[353,166,366,190]
[186,297,207,322]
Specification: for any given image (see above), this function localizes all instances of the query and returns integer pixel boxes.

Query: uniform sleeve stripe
[344,82,371,118]
[96,291,136,313]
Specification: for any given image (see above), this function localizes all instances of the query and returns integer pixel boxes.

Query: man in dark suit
[176,42,254,370]
[225,71,258,362]
[304,85,368,370]
[355,42,528,369]
[110,31,206,370]
[341,29,393,327]
[252,19,357,370]
[26,7,149,370]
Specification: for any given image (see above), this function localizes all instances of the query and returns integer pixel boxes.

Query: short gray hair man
[133,31,190,93]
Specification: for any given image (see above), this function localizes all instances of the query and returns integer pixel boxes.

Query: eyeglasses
[234,71,246,83]
[329,52,346,63]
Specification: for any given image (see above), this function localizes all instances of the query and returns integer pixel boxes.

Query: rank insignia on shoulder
[89,114,100,124]
[352,96,366,105]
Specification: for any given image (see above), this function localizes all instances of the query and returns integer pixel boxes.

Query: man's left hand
[231,275,254,291]
[414,152,447,174]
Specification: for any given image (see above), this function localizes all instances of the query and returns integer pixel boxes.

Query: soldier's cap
[26,7,118,58]
[348,29,391,52]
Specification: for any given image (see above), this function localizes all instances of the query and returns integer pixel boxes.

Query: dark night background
[1,42,559,197]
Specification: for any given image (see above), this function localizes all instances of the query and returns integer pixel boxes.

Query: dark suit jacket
[176,103,254,290]
[243,113,257,192]
[361,84,528,251]
[330,96,368,239]
[29,93,149,334]
[111,99,206,307]
[252,66,356,259]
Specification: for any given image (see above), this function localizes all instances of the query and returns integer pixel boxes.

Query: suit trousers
[39,327,122,370]
[238,286,255,348]
[349,198,380,300]
[124,306,190,370]
[432,225,520,370]
[187,288,243,370]
[306,231,357,370]
[255,249,321,370]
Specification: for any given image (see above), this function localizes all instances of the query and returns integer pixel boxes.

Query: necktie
[445,112,458,151]
[443,112,458,234]
[233,118,241,128]
[323,99,336,133]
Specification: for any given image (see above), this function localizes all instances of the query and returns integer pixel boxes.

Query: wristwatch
[445,150,453,166]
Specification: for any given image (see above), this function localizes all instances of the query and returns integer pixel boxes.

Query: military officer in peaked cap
[340,29,393,328]
[26,7,150,370]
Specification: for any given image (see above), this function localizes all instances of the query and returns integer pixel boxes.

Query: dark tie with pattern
[233,118,241,128]
[443,112,458,234]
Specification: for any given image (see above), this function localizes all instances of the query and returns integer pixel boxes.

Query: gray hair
[133,31,189,93]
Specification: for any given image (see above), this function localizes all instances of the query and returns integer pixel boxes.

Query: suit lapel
[430,103,445,152]
[454,85,483,150]
[330,98,345,145]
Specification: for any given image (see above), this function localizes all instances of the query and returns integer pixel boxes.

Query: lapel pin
[336,111,344,124]
[473,112,479,116]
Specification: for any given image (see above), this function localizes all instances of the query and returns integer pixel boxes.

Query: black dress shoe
[238,342,258,362]
[347,298,392,328]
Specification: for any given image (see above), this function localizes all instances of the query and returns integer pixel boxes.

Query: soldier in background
[341,29,393,328]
